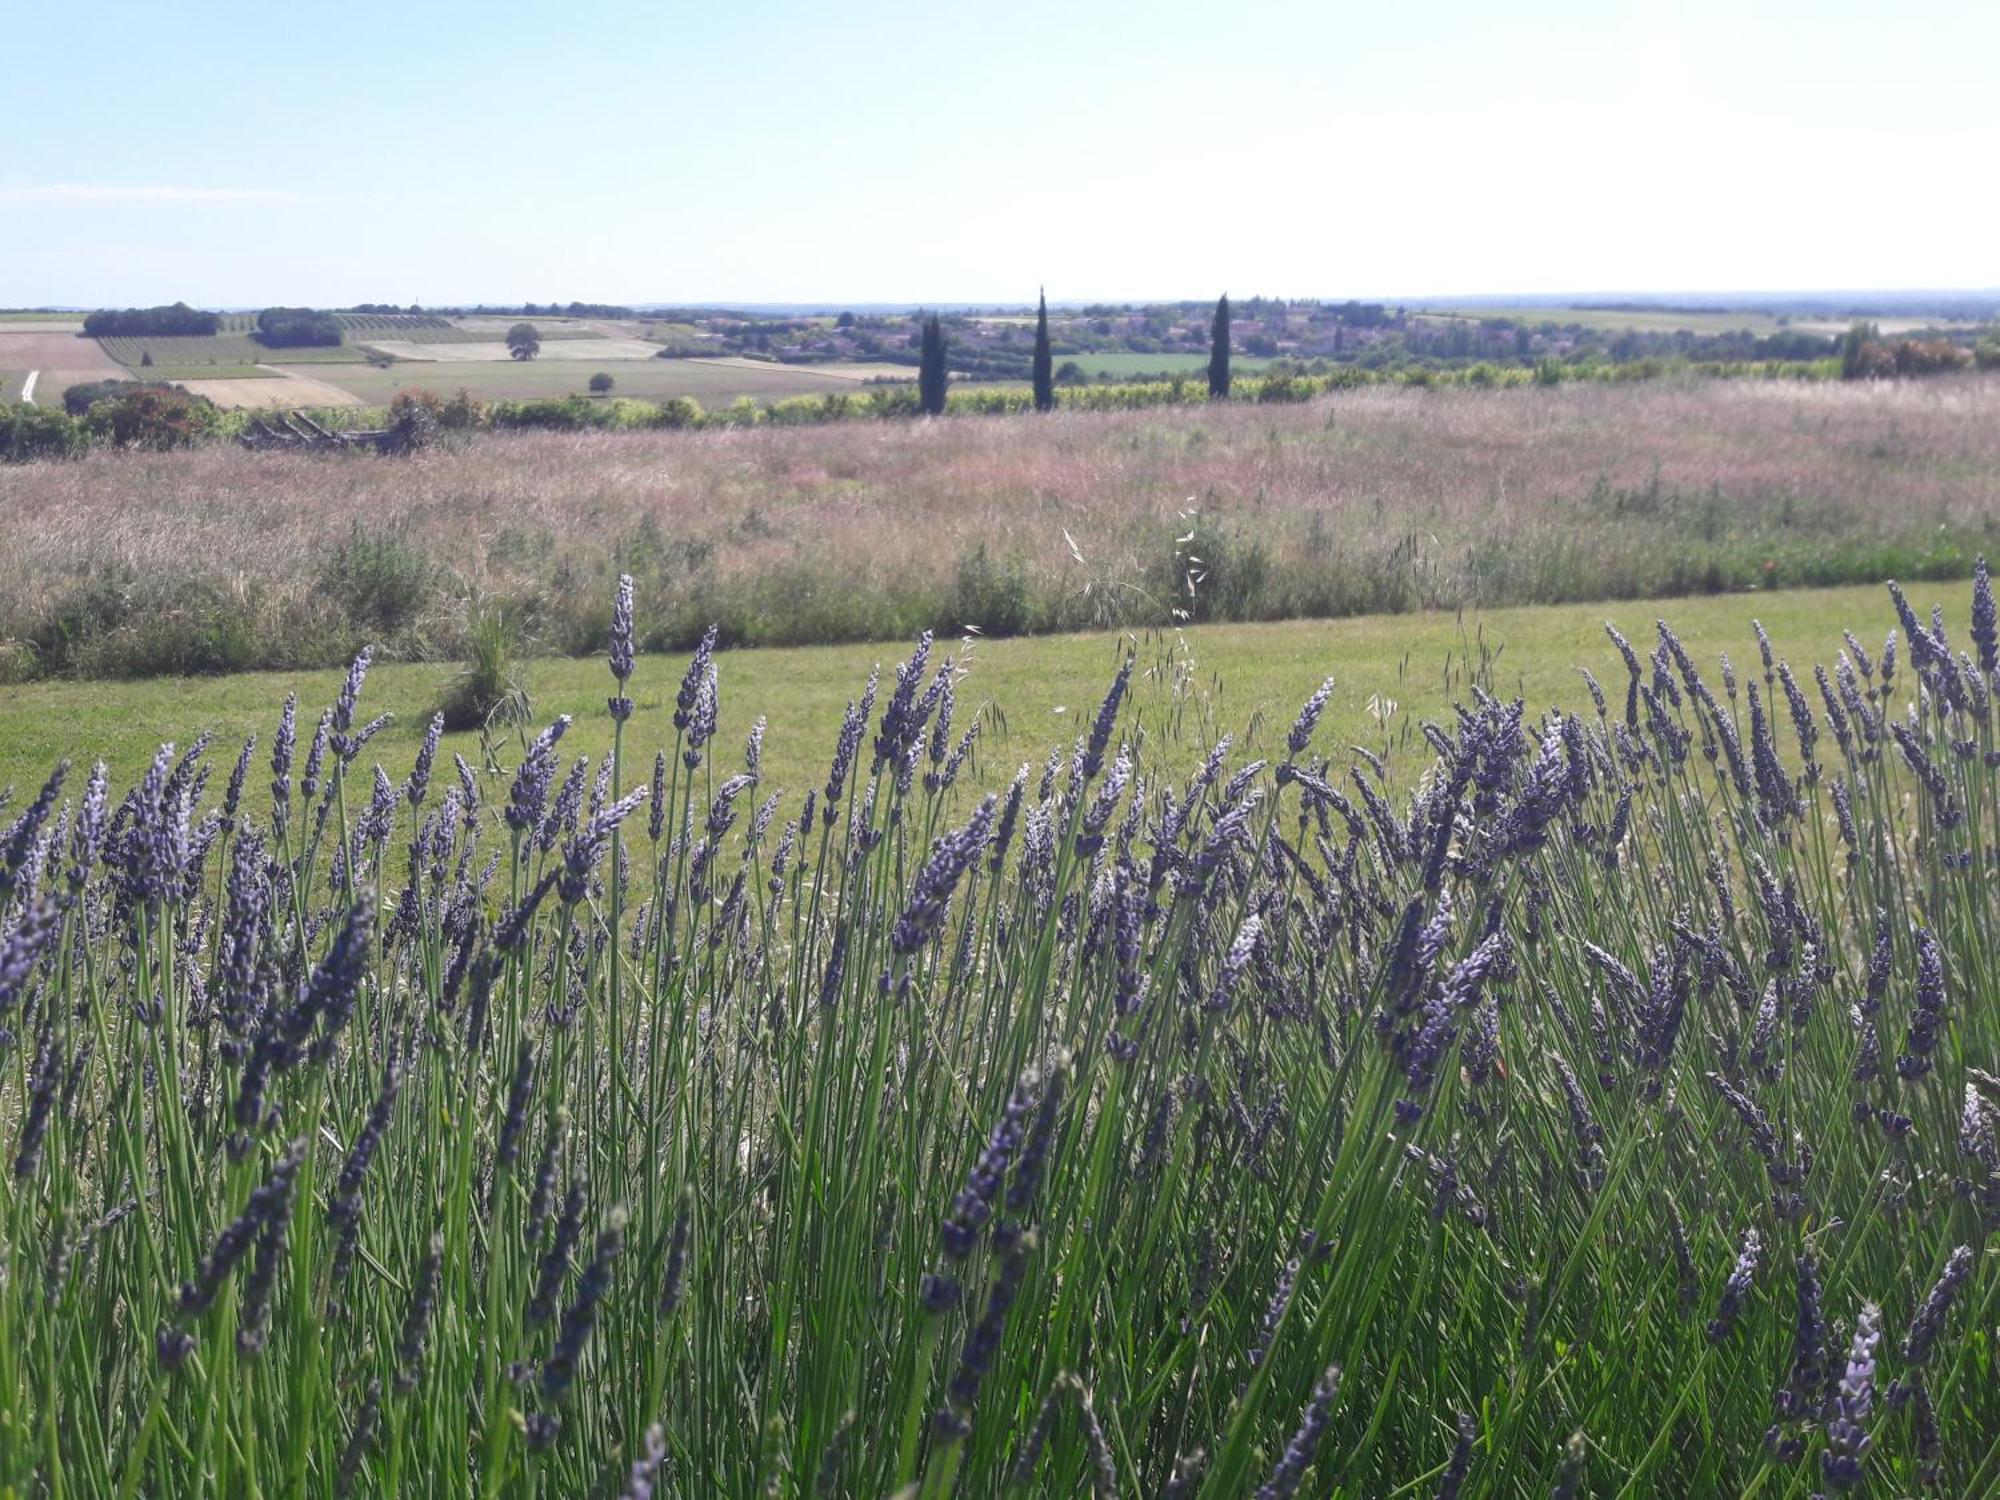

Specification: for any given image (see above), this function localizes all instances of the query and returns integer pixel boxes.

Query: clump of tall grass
[438,596,526,731]
[0,568,1996,1494]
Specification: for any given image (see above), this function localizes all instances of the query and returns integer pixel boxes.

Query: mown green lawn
[1,579,1959,814]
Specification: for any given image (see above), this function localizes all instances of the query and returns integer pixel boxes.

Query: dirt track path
[20,371,37,405]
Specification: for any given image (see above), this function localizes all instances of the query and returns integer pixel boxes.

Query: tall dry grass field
[2,375,1996,679]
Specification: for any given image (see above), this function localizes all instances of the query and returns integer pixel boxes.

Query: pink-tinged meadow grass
[1,374,1995,680]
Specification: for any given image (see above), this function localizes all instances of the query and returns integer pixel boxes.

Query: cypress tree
[919,314,948,416]
[1032,289,1054,413]
[1207,293,1231,399]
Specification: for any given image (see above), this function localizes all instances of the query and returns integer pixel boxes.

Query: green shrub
[1149,513,1271,623]
[318,525,435,634]
[80,387,216,450]
[655,395,704,429]
[62,379,138,417]
[948,543,1033,636]
[2,404,84,462]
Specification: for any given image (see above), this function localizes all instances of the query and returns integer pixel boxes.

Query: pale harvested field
[180,372,363,409]
[1792,317,1980,338]
[360,337,663,363]
[685,356,915,382]
[0,320,84,334]
[311,357,921,406]
[0,331,126,382]
[449,316,614,336]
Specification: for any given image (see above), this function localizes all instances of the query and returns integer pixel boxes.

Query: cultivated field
[1052,351,1277,378]
[0,566,1994,1494]
[177,374,364,409]
[359,337,664,363]
[303,355,918,407]
[97,333,366,369]
[3,374,1993,680]
[1416,305,1790,335]
[0,328,128,391]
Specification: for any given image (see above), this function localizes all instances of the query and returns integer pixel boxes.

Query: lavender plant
[0,571,1995,1497]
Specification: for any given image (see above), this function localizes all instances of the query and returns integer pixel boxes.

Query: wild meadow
[2,375,1996,681]
[0,564,1995,1497]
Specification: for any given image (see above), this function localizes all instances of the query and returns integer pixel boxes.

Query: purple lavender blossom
[1206,911,1262,1012]
[674,625,717,732]
[1901,1245,1973,1367]
[560,788,649,904]
[1706,1226,1762,1342]
[891,795,996,956]
[505,716,572,836]
[1820,1301,1881,1491]
[1254,1364,1343,1500]
[1974,556,1997,675]
[407,713,443,807]
[1286,675,1336,757]
[1082,657,1132,779]
[610,573,636,681]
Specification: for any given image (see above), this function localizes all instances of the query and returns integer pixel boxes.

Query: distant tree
[836,310,856,329]
[140,350,154,367]
[1207,294,1232,399]
[255,307,343,348]
[1054,360,1085,385]
[1032,289,1054,413]
[589,372,615,395]
[82,302,220,338]
[1840,320,1879,380]
[507,323,542,361]
[918,314,948,416]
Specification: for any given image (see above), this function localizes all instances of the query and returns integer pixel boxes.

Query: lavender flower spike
[890,795,996,956]
[1902,1245,1973,1367]
[1255,1364,1344,1500]
[1706,1226,1762,1342]
[1821,1301,1881,1491]
[1287,675,1336,757]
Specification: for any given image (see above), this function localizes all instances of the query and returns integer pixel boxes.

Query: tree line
[81,302,220,337]
[919,291,1235,416]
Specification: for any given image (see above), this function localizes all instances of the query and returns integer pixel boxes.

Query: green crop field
[98,333,367,369]
[149,363,283,381]
[1056,350,1277,378]
[1416,305,1786,336]
[0,370,31,402]
[305,355,919,406]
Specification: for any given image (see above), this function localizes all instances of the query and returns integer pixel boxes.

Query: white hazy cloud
[0,184,302,204]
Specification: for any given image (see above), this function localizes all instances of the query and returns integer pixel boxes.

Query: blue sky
[3,0,1994,306]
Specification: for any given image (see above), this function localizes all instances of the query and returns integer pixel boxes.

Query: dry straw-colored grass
[2,374,1996,678]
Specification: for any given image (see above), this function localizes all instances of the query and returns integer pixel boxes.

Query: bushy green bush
[318,524,436,634]
[948,542,1033,636]
[488,396,614,432]
[1,403,84,462]
[80,386,216,450]
[61,378,137,417]
[654,395,704,429]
